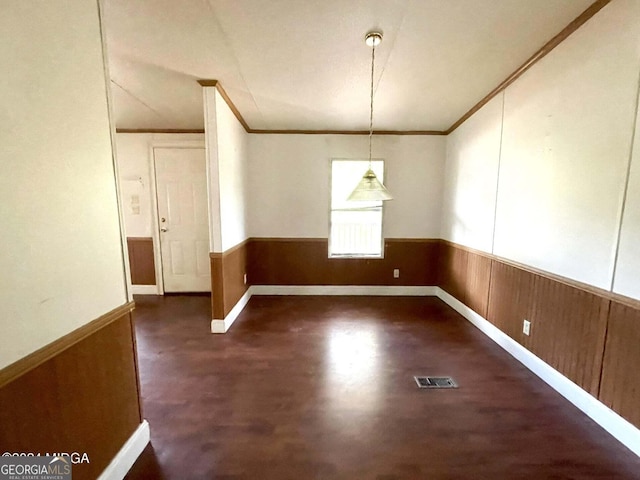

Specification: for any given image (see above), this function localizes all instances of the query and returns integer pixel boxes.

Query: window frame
[328,158,386,259]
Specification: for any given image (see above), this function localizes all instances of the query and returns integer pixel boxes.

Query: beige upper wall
[202,88,250,253]
[116,131,445,254]
[442,93,503,253]
[494,0,640,289]
[614,97,640,300]
[0,1,127,369]
[247,134,445,239]
[213,90,249,252]
[442,0,640,297]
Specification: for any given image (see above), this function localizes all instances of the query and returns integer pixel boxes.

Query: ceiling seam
[372,0,411,97]
[203,0,267,128]
[110,79,168,119]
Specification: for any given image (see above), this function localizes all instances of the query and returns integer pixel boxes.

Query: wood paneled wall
[487,260,609,396]
[210,240,249,319]
[127,237,156,285]
[441,240,639,429]
[439,242,492,317]
[600,302,640,427]
[0,303,142,480]
[247,238,439,286]
[210,236,438,315]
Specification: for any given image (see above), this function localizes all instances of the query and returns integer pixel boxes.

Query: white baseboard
[435,287,640,458]
[131,285,160,295]
[211,289,252,333]
[250,285,438,296]
[211,285,438,334]
[97,420,150,480]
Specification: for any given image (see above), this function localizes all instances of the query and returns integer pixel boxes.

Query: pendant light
[347,31,393,202]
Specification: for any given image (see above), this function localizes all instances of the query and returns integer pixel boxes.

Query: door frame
[148,141,207,294]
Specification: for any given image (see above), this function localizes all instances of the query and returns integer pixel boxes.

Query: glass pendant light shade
[347,168,393,201]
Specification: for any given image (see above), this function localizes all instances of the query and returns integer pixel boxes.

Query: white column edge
[131,285,160,295]
[211,289,253,333]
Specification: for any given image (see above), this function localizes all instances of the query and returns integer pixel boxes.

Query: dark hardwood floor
[126,295,640,479]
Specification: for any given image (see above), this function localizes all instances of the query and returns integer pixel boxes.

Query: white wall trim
[131,285,160,295]
[97,420,150,480]
[211,289,252,333]
[147,145,165,295]
[97,0,132,304]
[202,88,223,253]
[435,287,640,458]
[250,285,438,296]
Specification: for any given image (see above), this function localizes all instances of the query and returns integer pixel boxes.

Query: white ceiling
[103,0,596,132]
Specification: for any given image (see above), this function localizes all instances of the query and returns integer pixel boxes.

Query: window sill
[328,254,384,260]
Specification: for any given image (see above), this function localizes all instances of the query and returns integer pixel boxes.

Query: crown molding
[247,129,446,135]
[115,128,205,134]
[197,79,219,87]
[445,0,611,134]
[198,79,252,132]
[197,79,446,135]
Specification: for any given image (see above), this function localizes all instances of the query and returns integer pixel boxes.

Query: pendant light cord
[368,42,375,170]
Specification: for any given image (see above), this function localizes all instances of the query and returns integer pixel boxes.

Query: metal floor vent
[414,376,458,389]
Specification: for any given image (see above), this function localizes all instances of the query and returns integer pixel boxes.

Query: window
[330,159,384,257]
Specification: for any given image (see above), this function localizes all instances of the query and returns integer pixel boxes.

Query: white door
[154,147,210,292]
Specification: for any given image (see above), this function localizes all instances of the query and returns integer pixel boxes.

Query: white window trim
[328,158,386,259]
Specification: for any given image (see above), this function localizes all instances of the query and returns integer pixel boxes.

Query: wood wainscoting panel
[439,242,468,302]
[528,274,609,396]
[222,241,249,317]
[247,238,327,285]
[486,260,537,341]
[210,253,224,319]
[487,258,609,396]
[439,242,492,317]
[127,237,156,285]
[465,251,492,318]
[599,302,640,428]
[0,306,142,480]
[247,238,439,286]
[210,240,249,319]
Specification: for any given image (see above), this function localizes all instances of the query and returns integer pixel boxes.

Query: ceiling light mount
[365,31,383,48]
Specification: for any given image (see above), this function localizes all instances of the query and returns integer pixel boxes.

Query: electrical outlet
[393,269,400,278]
[243,273,247,285]
[523,319,531,336]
